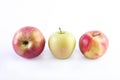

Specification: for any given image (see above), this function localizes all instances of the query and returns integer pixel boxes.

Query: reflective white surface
[0,0,120,80]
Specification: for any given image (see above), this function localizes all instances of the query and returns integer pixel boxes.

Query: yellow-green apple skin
[48,31,76,59]
[79,31,109,59]
[12,26,45,59]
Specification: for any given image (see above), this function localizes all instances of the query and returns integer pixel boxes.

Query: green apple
[48,28,76,59]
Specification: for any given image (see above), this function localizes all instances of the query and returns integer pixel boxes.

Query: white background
[0,0,120,80]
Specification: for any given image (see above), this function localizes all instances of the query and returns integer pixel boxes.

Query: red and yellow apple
[12,26,45,59]
[79,30,109,59]
[48,28,76,59]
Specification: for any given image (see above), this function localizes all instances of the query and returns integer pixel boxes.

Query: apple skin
[48,30,76,59]
[12,26,45,59]
[79,30,109,59]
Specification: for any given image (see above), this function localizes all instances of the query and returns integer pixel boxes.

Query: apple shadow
[31,47,54,61]
[73,48,100,62]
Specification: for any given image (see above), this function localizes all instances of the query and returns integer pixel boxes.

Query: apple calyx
[22,40,29,46]
[92,32,101,37]
[21,40,32,49]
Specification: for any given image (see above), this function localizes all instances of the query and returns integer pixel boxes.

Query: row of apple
[12,26,109,59]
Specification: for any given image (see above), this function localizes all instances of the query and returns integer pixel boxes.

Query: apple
[48,28,76,59]
[79,30,109,59]
[12,26,45,59]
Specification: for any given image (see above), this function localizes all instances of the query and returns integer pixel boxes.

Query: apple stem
[92,32,101,37]
[59,27,62,34]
